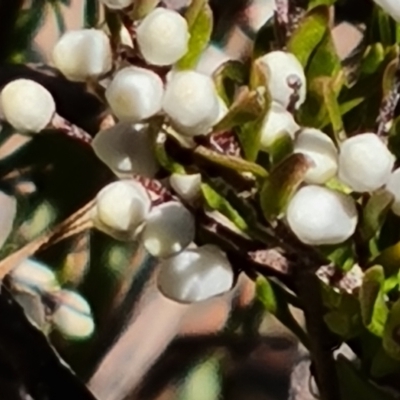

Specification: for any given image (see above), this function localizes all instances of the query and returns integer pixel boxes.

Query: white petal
[294,128,338,184]
[157,245,234,303]
[141,201,195,257]
[169,173,202,202]
[92,122,159,178]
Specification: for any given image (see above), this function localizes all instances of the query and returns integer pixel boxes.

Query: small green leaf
[370,346,400,378]
[184,0,207,28]
[359,44,385,77]
[320,241,355,271]
[383,57,399,97]
[213,87,264,132]
[384,298,400,360]
[213,60,248,106]
[324,311,355,338]
[256,276,309,348]
[306,31,341,80]
[374,241,400,277]
[154,132,185,174]
[360,190,394,242]
[194,146,268,178]
[176,4,212,70]
[235,88,270,162]
[287,6,329,69]
[260,153,312,221]
[336,356,395,400]
[201,184,248,231]
[360,265,389,337]
[308,0,336,9]
[268,132,294,166]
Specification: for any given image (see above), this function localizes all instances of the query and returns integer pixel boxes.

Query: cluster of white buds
[282,130,398,245]
[373,0,400,22]
[9,258,94,339]
[0,79,56,134]
[91,179,235,302]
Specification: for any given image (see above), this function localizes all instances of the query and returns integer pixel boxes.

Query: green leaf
[176,4,212,70]
[324,311,356,338]
[154,132,185,174]
[315,77,345,142]
[383,57,399,97]
[184,0,207,28]
[201,183,248,231]
[320,241,355,271]
[336,356,395,400]
[370,346,400,378]
[260,153,312,221]
[360,265,389,337]
[51,1,66,34]
[287,5,329,69]
[213,60,248,106]
[194,145,268,178]
[384,298,400,360]
[213,87,264,132]
[268,132,294,166]
[359,44,385,77]
[256,276,309,348]
[84,0,100,28]
[235,88,270,162]
[131,0,159,19]
[308,0,336,9]
[374,240,400,277]
[360,190,394,242]
[306,31,341,80]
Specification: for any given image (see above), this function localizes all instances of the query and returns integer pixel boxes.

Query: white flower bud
[106,66,164,123]
[294,128,338,184]
[169,173,202,202]
[163,71,220,136]
[52,290,94,339]
[286,185,358,245]
[92,122,159,178]
[338,133,394,192]
[136,8,189,66]
[258,51,306,109]
[99,0,133,9]
[373,0,400,22]
[260,101,299,149]
[0,79,55,133]
[94,180,151,239]
[10,258,60,295]
[157,245,234,303]
[141,201,194,258]
[385,168,400,215]
[52,29,112,82]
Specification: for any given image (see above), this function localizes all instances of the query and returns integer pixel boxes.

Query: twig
[294,264,341,400]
